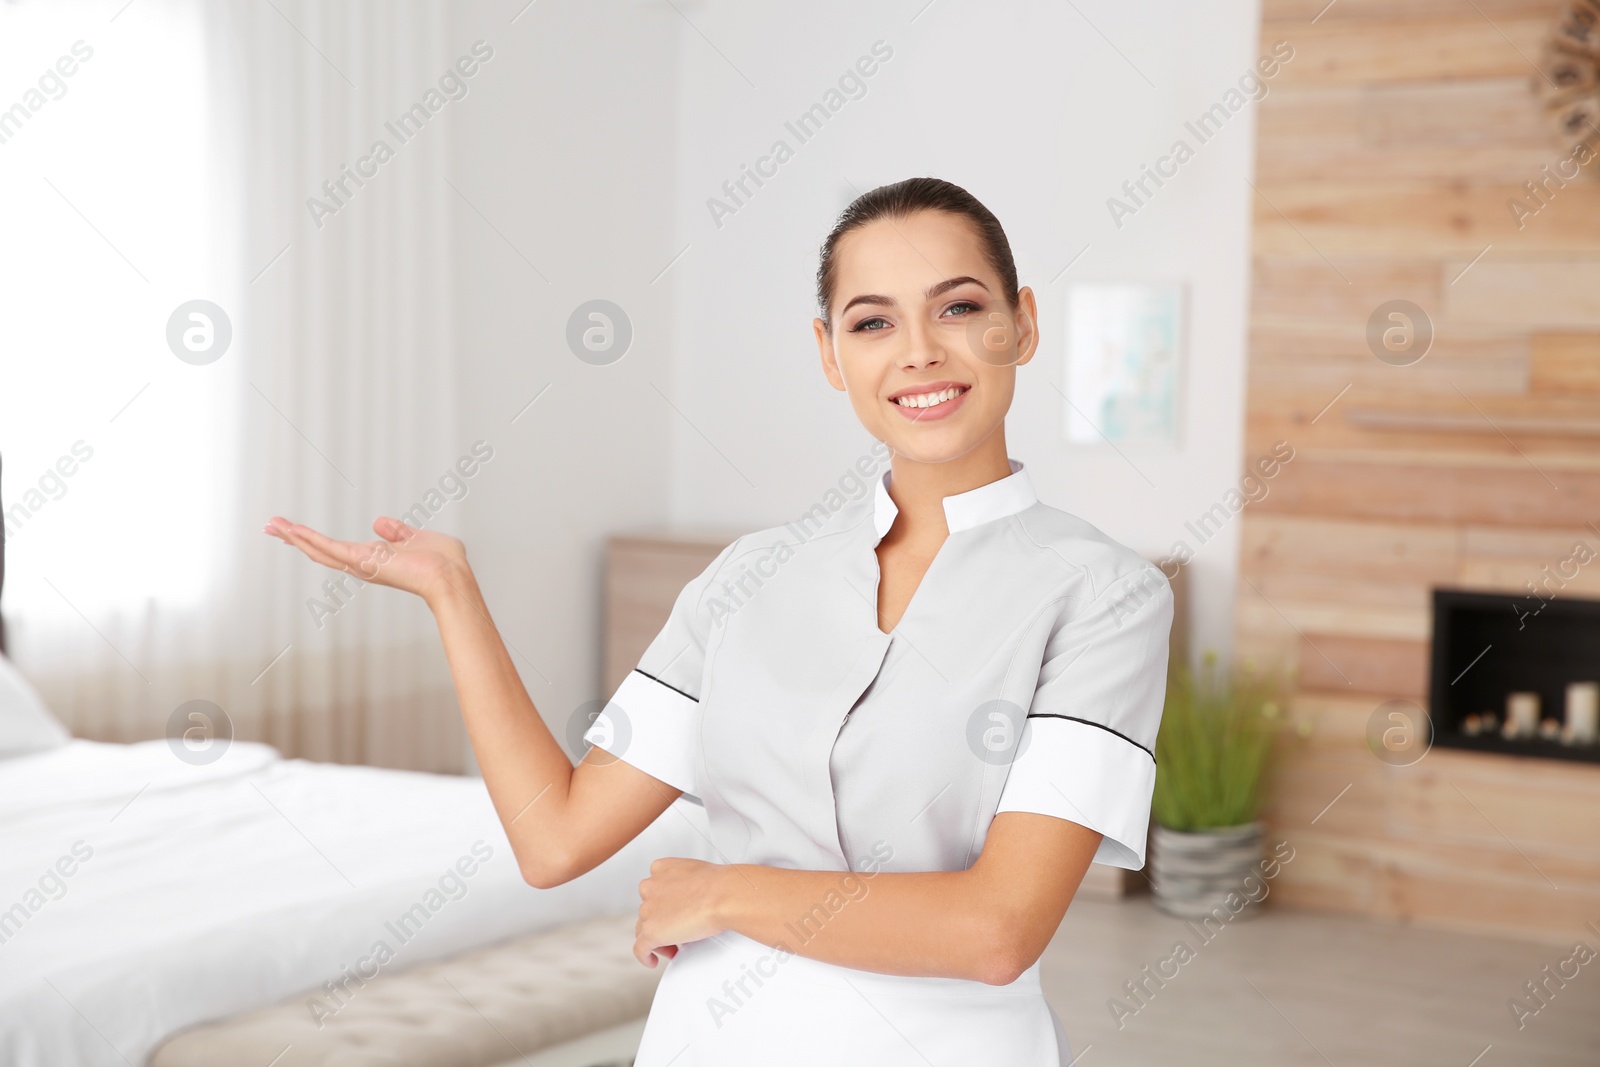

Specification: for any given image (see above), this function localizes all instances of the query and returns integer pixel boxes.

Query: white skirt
[633,931,1073,1066]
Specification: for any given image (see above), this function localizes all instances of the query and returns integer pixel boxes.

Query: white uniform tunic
[585,457,1174,1067]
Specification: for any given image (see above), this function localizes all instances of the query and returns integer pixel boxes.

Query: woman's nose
[897,319,946,371]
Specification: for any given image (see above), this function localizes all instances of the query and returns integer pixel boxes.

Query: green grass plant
[1152,651,1295,832]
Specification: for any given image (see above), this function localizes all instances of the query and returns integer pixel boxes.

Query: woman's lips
[890,387,969,422]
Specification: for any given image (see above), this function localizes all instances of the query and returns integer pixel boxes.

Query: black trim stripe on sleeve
[633,668,698,703]
[1026,713,1155,762]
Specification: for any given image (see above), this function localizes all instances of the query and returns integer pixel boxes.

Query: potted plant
[1149,650,1299,919]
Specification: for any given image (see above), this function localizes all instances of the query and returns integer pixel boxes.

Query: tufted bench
[150,913,660,1067]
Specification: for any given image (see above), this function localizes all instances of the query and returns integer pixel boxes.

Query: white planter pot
[1150,821,1265,920]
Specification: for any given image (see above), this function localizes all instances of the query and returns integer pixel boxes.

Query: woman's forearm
[424,563,578,884]
[713,863,1021,985]
[269,517,671,886]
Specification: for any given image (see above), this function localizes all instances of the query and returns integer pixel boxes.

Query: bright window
[0,0,240,620]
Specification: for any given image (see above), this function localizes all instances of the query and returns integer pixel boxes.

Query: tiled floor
[1042,896,1600,1066]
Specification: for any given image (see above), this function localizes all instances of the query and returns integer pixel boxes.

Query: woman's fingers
[374,515,418,545]
[284,522,374,570]
[277,525,354,573]
[268,519,378,577]
[266,516,441,594]
[631,938,673,968]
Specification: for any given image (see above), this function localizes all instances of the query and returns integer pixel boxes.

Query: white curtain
[1,0,466,772]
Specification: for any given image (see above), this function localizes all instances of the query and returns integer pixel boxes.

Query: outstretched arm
[267,516,682,890]
[633,811,1103,984]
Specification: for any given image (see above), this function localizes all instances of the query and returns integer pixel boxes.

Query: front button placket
[804,520,897,871]
[805,597,891,870]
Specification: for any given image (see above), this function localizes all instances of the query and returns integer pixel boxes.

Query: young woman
[266,177,1174,1066]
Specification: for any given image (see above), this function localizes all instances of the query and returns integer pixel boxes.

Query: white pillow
[0,651,71,757]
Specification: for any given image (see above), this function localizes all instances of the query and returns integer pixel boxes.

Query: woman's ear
[814,316,847,391]
[1012,286,1040,369]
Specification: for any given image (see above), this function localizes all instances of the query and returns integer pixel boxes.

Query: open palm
[264,515,467,603]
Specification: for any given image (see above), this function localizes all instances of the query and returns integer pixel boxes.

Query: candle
[1565,682,1599,745]
[1505,692,1540,739]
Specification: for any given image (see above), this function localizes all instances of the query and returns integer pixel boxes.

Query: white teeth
[894,386,966,408]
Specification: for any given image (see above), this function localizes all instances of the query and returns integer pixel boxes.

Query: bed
[0,456,710,1067]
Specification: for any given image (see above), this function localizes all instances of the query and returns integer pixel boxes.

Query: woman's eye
[850,317,890,333]
[943,300,981,317]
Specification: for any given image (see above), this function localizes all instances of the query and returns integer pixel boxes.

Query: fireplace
[1428,588,1600,764]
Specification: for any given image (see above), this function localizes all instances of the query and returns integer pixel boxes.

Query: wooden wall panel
[1268,18,1549,87]
[1446,262,1600,328]
[1246,342,1530,395]
[1256,80,1559,183]
[1251,459,1600,526]
[1239,0,1600,944]
[1263,1,1568,23]
[1241,513,1460,582]
[1295,634,1430,696]
[1254,186,1600,256]
[1531,333,1600,391]
[1249,389,1600,457]
[1237,590,1431,641]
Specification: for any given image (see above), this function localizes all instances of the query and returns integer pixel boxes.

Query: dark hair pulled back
[815,177,1018,327]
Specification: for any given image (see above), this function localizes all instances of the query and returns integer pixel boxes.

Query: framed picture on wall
[1062,282,1184,446]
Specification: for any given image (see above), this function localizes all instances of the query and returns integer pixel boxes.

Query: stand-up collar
[872,458,1037,538]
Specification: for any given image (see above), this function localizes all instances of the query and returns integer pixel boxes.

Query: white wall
[448,0,685,760]
[662,0,1263,665]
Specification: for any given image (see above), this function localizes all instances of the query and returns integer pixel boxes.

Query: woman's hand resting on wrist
[264,515,470,605]
[633,858,737,968]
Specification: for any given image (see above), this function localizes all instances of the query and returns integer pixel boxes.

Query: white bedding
[0,739,713,1067]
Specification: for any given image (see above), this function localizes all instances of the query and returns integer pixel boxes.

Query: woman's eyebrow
[840,276,990,315]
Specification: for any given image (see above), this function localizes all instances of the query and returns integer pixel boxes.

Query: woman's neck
[882,434,1013,542]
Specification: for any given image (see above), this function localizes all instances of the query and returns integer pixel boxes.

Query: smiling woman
[271,176,1175,1066]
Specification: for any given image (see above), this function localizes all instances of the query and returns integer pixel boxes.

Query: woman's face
[814,209,1037,465]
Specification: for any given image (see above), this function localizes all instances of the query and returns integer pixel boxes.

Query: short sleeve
[582,538,739,800]
[995,563,1174,870]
